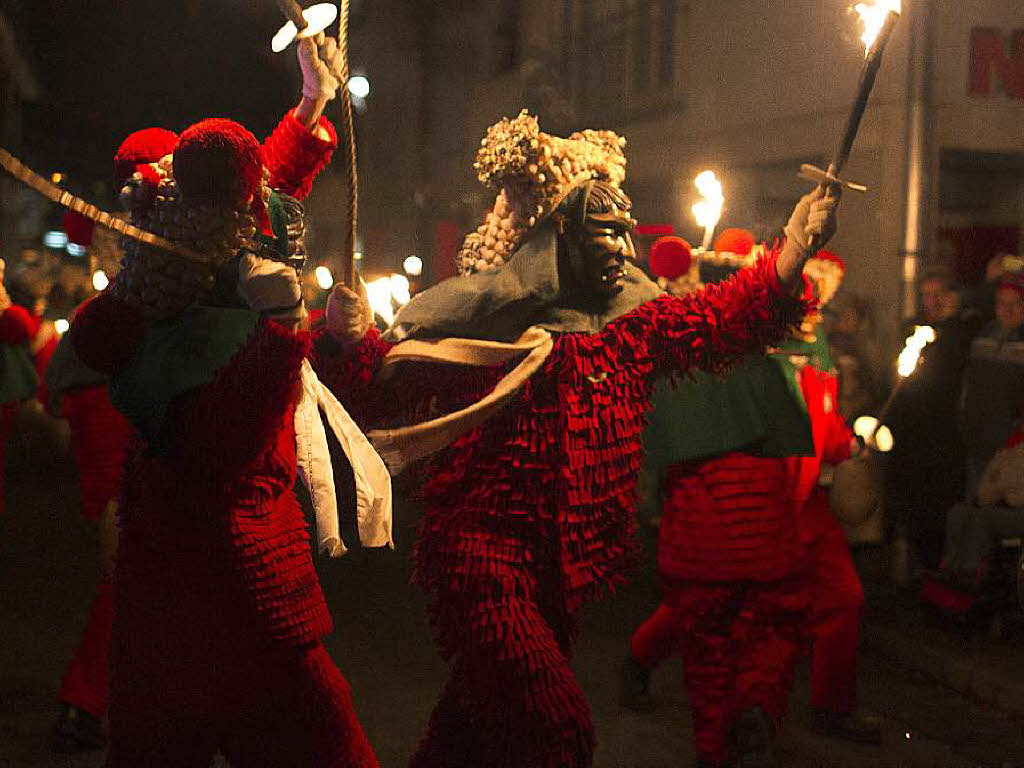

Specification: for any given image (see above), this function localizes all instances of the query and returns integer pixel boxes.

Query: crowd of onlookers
[826,254,1024,613]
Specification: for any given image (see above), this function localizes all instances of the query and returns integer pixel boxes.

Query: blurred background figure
[959,269,1024,494]
[826,291,886,423]
[881,265,980,581]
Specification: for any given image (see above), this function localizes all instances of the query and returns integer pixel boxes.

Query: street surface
[1,423,1023,768]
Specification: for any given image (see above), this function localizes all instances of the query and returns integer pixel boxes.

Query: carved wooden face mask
[578,207,637,298]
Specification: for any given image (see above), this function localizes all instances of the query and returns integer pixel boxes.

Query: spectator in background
[826,292,886,422]
[940,419,1024,586]
[959,270,1024,494]
[882,265,980,576]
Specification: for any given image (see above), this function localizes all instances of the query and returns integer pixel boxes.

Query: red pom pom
[173,118,263,206]
[810,249,846,272]
[648,236,693,280]
[113,127,178,185]
[712,228,755,256]
[70,293,145,375]
[62,210,94,246]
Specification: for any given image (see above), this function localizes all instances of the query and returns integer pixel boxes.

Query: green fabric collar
[392,221,661,342]
[643,355,813,469]
[0,344,39,404]
[109,304,259,448]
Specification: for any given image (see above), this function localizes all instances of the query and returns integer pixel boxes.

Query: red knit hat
[712,228,755,255]
[113,127,178,186]
[173,118,270,233]
[648,236,692,280]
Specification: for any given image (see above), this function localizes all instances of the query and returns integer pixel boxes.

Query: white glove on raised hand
[298,33,346,101]
[777,185,841,288]
[326,280,374,344]
[238,253,302,314]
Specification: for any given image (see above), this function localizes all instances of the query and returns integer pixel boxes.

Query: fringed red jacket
[63,110,340,646]
[318,255,813,632]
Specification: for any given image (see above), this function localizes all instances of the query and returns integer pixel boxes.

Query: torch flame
[692,170,724,249]
[364,273,414,327]
[896,324,934,377]
[854,0,902,55]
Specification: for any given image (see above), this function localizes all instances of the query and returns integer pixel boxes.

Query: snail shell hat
[457,110,627,276]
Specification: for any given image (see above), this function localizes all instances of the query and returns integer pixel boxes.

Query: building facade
[346,0,1023,352]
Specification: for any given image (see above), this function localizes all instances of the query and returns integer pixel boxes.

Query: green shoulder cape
[0,344,39,404]
[109,305,259,448]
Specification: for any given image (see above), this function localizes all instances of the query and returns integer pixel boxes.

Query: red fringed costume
[786,352,863,718]
[72,110,382,766]
[0,302,38,517]
[630,450,809,766]
[322,255,812,768]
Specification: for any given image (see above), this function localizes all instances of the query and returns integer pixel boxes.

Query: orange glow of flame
[854,0,901,55]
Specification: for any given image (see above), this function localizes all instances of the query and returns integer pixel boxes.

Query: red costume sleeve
[168,318,308,482]
[0,305,34,345]
[616,250,814,377]
[261,110,338,200]
[309,326,393,428]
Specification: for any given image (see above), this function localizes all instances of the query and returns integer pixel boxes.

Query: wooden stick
[0,146,210,266]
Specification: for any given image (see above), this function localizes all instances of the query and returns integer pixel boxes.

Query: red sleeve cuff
[262,110,338,200]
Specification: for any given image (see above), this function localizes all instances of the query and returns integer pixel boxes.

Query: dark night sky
[4,0,311,194]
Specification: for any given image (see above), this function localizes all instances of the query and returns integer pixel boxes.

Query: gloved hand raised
[325,278,374,344]
[777,185,841,289]
[298,33,346,102]
[237,253,303,319]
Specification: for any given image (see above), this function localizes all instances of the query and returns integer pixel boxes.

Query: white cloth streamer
[295,359,393,557]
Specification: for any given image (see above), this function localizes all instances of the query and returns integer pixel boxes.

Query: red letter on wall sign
[970,28,1024,99]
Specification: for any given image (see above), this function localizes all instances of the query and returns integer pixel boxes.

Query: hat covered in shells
[457,110,627,276]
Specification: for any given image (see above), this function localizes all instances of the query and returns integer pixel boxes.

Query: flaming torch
[803,1,902,241]
[861,323,934,450]
[692,171,724,251]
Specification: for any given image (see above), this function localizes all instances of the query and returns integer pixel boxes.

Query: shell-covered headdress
[457,110,627,276]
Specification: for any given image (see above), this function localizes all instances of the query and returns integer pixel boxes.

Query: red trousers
[801,490,865,715]
[106,600,377,768]
[58,578,112,717]
[410,592,594,768]
[629,579,807,767]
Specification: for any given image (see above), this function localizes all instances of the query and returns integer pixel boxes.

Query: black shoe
[53,703,105,752]
[730,707,776,768]
[809,707,882,744]
[617,655,655,712]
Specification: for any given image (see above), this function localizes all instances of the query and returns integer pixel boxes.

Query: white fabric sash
[296,359,393,557]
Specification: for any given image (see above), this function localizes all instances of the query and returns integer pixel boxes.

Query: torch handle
[807,10,899,254]
[275,0,308,32]
[829,14,897,177]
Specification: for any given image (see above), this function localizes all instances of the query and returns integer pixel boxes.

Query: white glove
[325,280,373,344]
[238,253,302,313]
[784,186,840,251]
[298,33,346,101]
[778,185,841,287]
